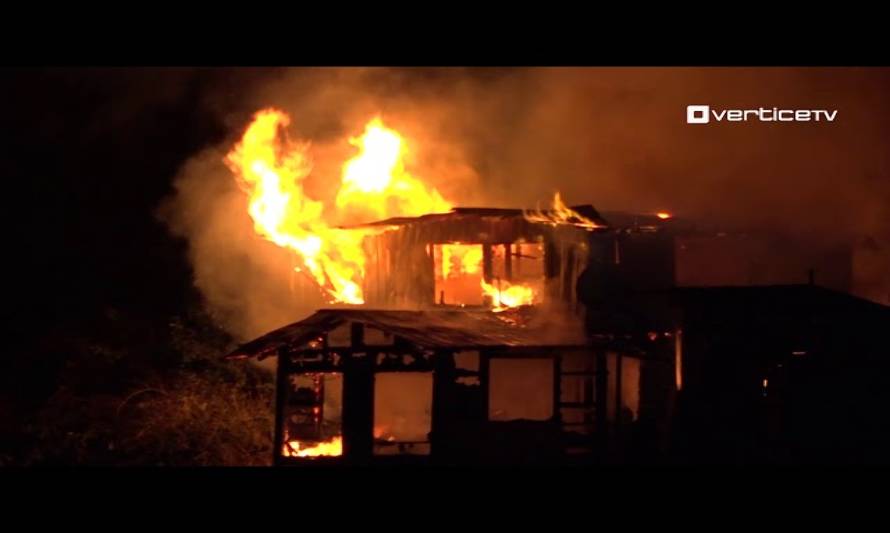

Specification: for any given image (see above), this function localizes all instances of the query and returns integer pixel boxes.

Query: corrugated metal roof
[227,308,590,360]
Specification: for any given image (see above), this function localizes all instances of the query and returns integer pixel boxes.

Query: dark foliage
[3,306,273,467]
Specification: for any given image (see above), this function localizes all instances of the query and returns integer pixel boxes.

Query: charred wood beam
[505,244,512,280]
[553,355,562,424]
[351,322,365,348]
[483,244,493,282]
[283,344,616,358]
[430,349,454,455]
[614,352,623,431]
[342,351,374,462]
[595,349,609,446]
[273,350,289,466]
[562,244,576,302]
[545,240,560,279]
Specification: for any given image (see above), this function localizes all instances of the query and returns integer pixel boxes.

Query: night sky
[4,68,277,340]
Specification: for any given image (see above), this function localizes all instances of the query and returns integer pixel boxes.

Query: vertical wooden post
[430,350,455,459]
[552,354,562,424]
[351,322,365,348]
[595,349,608,448]
[504,244,512,280]
[583,352,594,426]
[273,350,288,466]
[563,244,575,302]
[482,244,493,283]
[342,351,374,463]
[614,352,623,432]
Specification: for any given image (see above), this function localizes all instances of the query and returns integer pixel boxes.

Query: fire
[226,109,450,304]
[437,243,537,310]
[336,117,452,220]
[481,279,537,311]
[524,192,603,230]
[440,243,483,279]
[656,212,672,220]
[283,436,343,458]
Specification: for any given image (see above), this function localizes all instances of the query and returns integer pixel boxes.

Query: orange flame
[440,243,483,279]
[482,279,537,311]
[283,436,343,458]
[337,118,451,220]
[225,110,451,304]
[524,192,603,230]
[656,212,672,220]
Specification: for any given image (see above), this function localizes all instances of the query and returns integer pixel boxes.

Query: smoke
[160,67,890,339]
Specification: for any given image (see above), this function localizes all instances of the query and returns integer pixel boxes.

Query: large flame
[482,279,537,311]
[336,118,451,220]
[440,243,483,279]
[225,110,451,304]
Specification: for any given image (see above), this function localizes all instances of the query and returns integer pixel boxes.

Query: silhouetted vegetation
[2,307,274,466]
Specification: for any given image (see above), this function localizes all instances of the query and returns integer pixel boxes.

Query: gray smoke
[161,67,890,339]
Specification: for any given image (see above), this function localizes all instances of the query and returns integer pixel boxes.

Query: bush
[21,308,275,466]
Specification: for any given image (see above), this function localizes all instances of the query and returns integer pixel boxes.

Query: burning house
[223,108,890,465]
[227,202,682,465]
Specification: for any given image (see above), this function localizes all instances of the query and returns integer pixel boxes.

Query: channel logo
[686,105,837,124]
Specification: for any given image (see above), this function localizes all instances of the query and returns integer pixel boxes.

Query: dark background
[1,68,286,464]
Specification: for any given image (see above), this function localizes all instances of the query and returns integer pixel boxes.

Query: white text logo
[686,105,837,124]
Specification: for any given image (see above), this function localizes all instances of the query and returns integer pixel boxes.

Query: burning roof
[343,205,610,231]
[226,307,593,360]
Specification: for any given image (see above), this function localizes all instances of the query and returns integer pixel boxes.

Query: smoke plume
[161,67,890,339]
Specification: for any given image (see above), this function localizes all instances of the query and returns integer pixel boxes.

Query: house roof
[340,205,610,230]
[226,307,594,360]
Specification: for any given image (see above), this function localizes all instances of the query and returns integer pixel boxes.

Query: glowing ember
[481,278,537,311]
[524,192,603,231]
[656,212,672,220]
[225,109,451,304]
[283,436,343,458]
[373,426,396,442]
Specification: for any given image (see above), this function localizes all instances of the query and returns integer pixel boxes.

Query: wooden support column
[595,349,609,448]
[563,244,575,302]
[552,355,562,423]
[482,244,493,282]
[342,352,374,463]
[430,350,455,458]
[272,351,289,466]
[614,352,623,433]
[351,322,364,348]
[504,244,513,280]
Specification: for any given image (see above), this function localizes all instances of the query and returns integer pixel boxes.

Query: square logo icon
[687,105,710,124]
